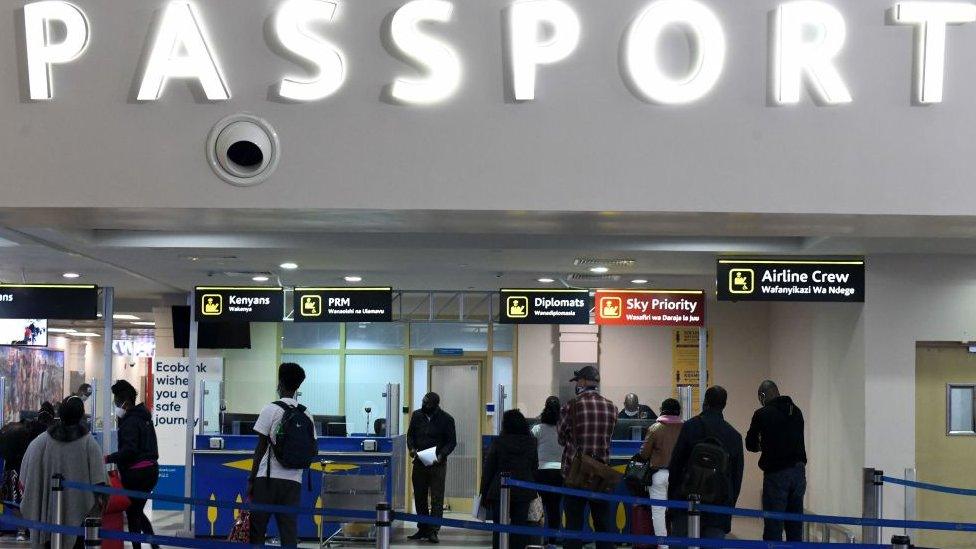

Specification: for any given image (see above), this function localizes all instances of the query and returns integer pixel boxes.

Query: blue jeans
[762,463,807,541]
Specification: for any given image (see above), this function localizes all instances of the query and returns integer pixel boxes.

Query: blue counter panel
[193,435,405,540]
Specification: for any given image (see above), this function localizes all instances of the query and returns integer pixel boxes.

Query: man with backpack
[746,380,807,542]
[667,386,744,546]
[249,363,318,548]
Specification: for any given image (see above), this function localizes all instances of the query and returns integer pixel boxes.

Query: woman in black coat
[481,409,538,549]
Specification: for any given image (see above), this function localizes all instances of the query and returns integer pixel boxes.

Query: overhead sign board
[717,258,865,302]
[595,290,705,327]
[194,286,284,322]
[0,284,98,320]
[294,287,393,323]
[499,289,591,325]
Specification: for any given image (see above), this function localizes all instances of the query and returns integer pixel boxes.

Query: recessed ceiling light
[631,279,649,284]
[589,266,609,274]
[252,275,270,282]
[113,314,140,321]
[71,332,100,337]
[48,328,77,334]
[280,262,299,270]
[344,276,363,283]
[132,322,156,327]
[62,272,81,279]
[538,278,555,283]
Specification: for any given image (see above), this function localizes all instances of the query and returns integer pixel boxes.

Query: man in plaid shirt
[557,366,618,549]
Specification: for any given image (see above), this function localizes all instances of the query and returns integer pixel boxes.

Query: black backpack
[677,418,732,505]
[268,401,317,472]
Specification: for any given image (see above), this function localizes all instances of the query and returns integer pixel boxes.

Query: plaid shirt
[557,390,618,475]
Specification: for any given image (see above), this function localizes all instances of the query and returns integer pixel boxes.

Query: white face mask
[115,406,126,419]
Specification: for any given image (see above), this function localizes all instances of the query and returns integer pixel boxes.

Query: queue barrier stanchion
[375,503,391,549]
[891,534,911,549]
[863,468,884,544]
[499,473,511,549]
[52,474,65,549]
[688,495,701,549]
[84,517,101,548]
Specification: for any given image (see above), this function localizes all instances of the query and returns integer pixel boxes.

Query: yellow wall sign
[671,328,713,415]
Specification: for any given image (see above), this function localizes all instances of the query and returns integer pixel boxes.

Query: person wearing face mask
[406,392,457,544]
[558,366,618,549]
[105,380,159,549]
[619,393,657,421]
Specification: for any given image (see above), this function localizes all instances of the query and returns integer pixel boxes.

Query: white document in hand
[418,446,438,466]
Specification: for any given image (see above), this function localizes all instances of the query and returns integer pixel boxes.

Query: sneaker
[16,531,28,542]
[427,532,439,544]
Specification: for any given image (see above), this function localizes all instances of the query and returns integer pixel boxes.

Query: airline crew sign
[716,258,865,302]
[595,290,705,327]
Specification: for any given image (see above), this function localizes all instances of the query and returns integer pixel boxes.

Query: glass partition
[346,322,406,350]
[345,355,406,434]
[410,323,489,351]
[282,323,340,349]
[200,380,223,434]
[284,354,341,416]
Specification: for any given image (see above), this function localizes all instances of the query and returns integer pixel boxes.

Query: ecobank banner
[151,356,223,510]
[717,258,865,302]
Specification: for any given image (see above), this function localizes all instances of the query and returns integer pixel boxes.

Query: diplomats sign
[717,258,865,302]
[194,286,284,322]
[0,284,98,320]
[499,289,591,325]
[595,290,705,327]
[294,287,393,323]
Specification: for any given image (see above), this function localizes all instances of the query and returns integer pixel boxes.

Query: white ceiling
[2,208,976,326]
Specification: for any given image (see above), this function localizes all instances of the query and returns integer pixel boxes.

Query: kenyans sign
[0,284,97,320]
[194,286,284,322]
[595,290,705,327]
[499,289,591,324]
[294,287,393,322]
[717,258,865,302]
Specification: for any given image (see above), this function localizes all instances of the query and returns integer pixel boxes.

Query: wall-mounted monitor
[0,319,47,347]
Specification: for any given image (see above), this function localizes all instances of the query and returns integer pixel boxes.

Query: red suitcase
[630,505,657,549]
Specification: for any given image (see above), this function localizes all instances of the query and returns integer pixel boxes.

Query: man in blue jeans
[746,380,808,542]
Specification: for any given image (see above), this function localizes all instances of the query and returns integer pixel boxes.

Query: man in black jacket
[668,386,744,547]
[746,380,807,542]
[407,392,457,544]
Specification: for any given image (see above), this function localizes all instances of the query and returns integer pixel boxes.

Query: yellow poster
[671,328,713,415]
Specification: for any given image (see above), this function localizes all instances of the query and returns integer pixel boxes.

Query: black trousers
[412,461,447,533]
[250,477,302,548]
[490,500,531,549]
[562,495,614,549]
[535,469,563,543]
[119,464,159,549]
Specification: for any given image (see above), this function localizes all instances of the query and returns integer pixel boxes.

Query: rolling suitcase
[630,504,657,549]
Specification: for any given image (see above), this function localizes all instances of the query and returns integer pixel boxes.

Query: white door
[429,362,481,513]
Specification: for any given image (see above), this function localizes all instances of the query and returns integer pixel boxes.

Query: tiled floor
[0,512,765,549]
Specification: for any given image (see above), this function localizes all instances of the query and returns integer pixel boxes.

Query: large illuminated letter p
[508,0,581,101]
[24,1,90,100]
[774,1,852,105]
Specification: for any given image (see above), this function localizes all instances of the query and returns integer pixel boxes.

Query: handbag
[228,508,251,543]
[624,459,656,487]
[563,399,622,494]
[527,496,544,524]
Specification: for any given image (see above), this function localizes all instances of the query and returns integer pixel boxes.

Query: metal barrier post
[891,534,911,549]
[679,386,693,421]
[687,495,701,549]
[499,473,511,549]
[51,474,65,549]
[863,468,884,543]
[375,503,391,549]
[904,467,916,539]
[84,517,101,548]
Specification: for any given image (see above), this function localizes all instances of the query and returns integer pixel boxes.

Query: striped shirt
[557,390,618,475]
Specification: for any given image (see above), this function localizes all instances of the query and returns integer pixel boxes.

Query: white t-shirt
[253,398,316,484]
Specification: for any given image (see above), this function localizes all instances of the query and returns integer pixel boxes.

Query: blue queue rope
[394,511,890,549]
[503,477,976,533]
[882,476,976,497]
[61,481,375,520]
